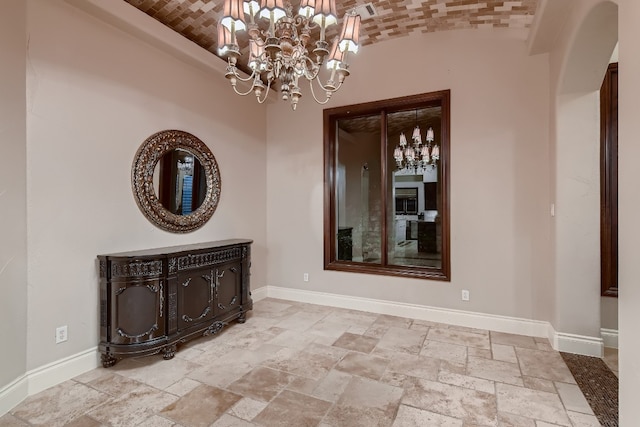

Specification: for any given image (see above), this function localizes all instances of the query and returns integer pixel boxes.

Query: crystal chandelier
[218,0,361,110]
[393,122,440,172]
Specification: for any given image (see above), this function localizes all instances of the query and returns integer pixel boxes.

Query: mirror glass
[154,149,207,215]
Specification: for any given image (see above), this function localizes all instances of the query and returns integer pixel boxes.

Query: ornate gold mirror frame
[132,130,221,233]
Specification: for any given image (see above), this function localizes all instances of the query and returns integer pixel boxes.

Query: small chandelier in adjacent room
[218,0,361,110]
[393,122,440,172]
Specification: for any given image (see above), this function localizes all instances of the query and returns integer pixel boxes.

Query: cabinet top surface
[99,239,253,258]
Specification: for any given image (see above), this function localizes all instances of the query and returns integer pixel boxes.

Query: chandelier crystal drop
[393,123,440,172]
[218,0,361,110]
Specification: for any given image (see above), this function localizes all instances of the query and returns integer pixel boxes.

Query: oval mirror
[132,130,221,233]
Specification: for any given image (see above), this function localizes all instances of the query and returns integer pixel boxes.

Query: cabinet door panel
[216,262,241,315]
[111,279,164,344]
[178,270,215,330]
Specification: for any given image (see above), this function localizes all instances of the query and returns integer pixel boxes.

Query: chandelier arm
[314,74,344,93]
[232,82,259,97]
[255,79,273,104]
[308,77,334,105]
[227,65,258,83]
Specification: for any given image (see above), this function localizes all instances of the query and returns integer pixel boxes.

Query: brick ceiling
[124,0,539,60]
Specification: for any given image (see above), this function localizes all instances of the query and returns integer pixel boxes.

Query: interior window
[323,90,451,280]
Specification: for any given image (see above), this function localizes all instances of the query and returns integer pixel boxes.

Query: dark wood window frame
[323,90,451,281]
[600,62,618,297]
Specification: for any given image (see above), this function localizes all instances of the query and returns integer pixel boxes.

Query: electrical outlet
[303,273,309,282]
[461,290,470,301]
[56,325,68,344]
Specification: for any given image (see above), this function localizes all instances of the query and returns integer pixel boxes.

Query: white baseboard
[0,347,99,417]
[265,286,550,338]
[0,375,28,419]
[251,286,268,302]
[601,328,618,349]
[548,325,604,357]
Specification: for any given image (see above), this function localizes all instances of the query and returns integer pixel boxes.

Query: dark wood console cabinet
[98,239,253,367]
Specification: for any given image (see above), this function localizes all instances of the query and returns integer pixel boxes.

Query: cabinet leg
[163,344,177,360]
[237,312,247,324]
[101,353,117,368]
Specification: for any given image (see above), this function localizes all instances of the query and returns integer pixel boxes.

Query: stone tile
[0,414,29,426]
[11,381,109,427]
[325,309,378,332]
[229,397,268,421]
[410,319,441,332]
[57,415,103,427]
[188,347,267,388]
[466,356,523,386]
[253,390,332,427]
[267,329,319,349]
[73,368,111,384]
[554,382,593,414]
[334,351,390,380]
[386,353,440,381]
[227,327,285,350]
[323,404,396,427]
[136,415,180,427]
[211,414,257,426]
[364,324,390,339]
[304,342,349,358]
[448,324,490,336]
[371,314,413,329]
[439,360,468,375]
[490,331,538,349]
[227,366,295,402]
[164,377,202,396]
[438,371,496,394]
[261,348,341,380]
[380,370,410,388]
[427,327,490,350]
[515,348,576,384]
[87,384,178,427]
[376,326,426,355]
[535,341,555,352]
[497,411,536,426]
[338,376,404,415]
[275,311,327,332]
[421,340,467,364]
[492,343,518,363]
[566,411,601,426]
[113,357,200,390]
[87,372,144,397]
[333,332,379,353]
[307,319,351,340]
[496,383,571,426]
[468,347,493,359]
[286,375,318,394]
[160,384,241,427]
[402,377,497,425]
[522,376,556,394]
[311,369,353,402]
[392,404,463,427]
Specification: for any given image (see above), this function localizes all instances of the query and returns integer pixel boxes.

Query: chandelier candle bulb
[219,0,361,109]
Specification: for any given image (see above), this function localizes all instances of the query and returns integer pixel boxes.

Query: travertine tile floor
[1,298,603,427]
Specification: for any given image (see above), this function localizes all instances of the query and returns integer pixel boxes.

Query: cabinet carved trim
[98,239,253,367]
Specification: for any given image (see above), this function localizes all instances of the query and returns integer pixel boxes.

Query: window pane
[336,114,382,263]
[386,107,442,268]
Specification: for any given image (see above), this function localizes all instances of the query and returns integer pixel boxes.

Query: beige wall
[0,0,28,388]
[266,29,552,322]
[24,0,267,370]
[617,0,640,421]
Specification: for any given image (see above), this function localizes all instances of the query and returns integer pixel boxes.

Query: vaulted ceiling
[124,0,540,62]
